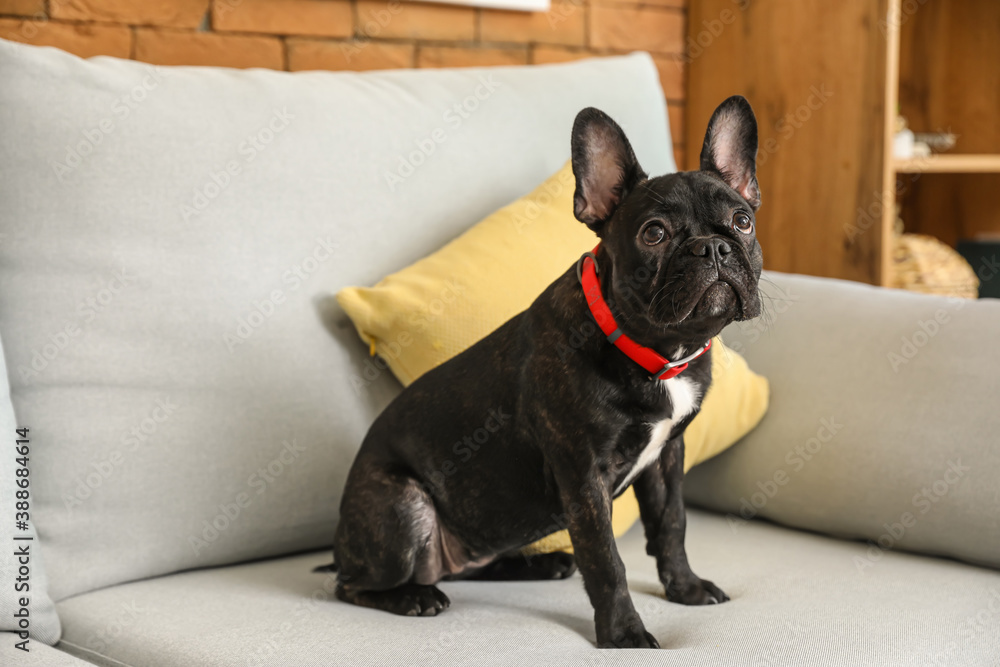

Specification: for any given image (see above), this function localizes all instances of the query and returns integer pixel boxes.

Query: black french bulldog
[330,95,763,648]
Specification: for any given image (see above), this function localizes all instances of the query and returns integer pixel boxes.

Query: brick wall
[0,0,687,165]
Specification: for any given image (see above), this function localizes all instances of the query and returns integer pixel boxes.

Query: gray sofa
[1,39,998,666]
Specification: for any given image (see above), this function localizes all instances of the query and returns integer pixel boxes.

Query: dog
[330,95,763,649]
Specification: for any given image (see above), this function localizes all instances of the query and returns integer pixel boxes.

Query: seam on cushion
[375,338,417,386]
[57,639,137,667]
[391,352,417,387]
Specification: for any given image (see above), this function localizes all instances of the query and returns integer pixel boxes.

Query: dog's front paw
[662,574,729,606]
[597,623,660,649]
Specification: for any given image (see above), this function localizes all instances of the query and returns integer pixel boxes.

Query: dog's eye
[641,222,666,246]
[733,212,754,235]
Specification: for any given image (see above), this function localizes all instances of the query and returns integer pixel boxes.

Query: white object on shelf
[894,127,915,158]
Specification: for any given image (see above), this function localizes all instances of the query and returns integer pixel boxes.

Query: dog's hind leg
[338,581,451,617]
[461,551,576,581]
[332,462,451,616]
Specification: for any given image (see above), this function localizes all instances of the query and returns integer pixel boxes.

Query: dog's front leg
[633,434,729,605]
[555,465,659,649]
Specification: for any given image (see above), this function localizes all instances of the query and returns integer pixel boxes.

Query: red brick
[591,5,684,53]
[652,53,685,99]
[212,0,351,38]
[531,44,592,64]
[667,101,683,144]
[287,38,413,71]
[0,18,130,58]
[355,1,474,42]
[595,0,684,6]
[134,27,283,68]
[418,45,527,69]
[481,1,585,46]
[532,46,685,102]
[50,0,210,28]
[0,0,45,17]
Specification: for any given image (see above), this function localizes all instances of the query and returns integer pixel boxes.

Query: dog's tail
[313,561,338,573]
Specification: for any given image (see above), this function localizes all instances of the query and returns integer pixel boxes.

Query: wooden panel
[686,0,890,284]
[879,0,901,287]
[897,0,1000,245]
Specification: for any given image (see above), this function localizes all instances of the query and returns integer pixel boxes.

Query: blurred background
[3,0,997,298]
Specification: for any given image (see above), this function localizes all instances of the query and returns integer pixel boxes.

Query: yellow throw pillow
[337,162,769,554]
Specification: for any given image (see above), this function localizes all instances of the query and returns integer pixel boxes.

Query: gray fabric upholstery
[0,38,673,603]
[0,635,91,666]
[688,272,1000,570]
[55,510,1000,666]
[0,333,60,643]
[6,33,998,667]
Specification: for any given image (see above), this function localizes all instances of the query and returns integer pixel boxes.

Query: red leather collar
[577,244,711,381]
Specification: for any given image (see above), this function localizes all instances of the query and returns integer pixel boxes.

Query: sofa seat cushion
[0,636,92,666]
[55,510,1000,667]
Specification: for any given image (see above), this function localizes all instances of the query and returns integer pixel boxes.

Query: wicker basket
[891,232,979,299]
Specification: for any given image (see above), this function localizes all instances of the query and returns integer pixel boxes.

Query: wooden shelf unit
[686,0,1000,285]
[893,155,1000,174]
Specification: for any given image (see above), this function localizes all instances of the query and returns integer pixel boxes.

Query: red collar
[577,245,711,381]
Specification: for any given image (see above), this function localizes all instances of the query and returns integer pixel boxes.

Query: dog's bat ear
[570,108,647,234]
[700,95,761,210]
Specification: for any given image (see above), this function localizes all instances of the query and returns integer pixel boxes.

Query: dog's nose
[690,237,732,262]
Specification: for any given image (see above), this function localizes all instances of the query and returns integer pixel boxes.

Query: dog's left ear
[571,108,647,234]
[699,95,761,210]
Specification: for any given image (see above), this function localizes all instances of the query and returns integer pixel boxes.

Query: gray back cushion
[0,39,673,601]
[0,333,60,643]
[688,272,1000,570]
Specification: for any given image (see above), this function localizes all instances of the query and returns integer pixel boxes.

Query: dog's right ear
[571,108,647,234]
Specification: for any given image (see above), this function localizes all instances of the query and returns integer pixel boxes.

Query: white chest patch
[613,375,701,496]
